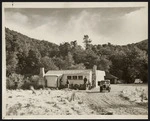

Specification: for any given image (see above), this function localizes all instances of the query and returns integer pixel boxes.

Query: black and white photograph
[2,2,148,119]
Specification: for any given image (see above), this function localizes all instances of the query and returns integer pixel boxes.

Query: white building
[39,65,105,89]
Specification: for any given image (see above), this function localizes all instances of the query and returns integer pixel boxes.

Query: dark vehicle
[98,80,111,92]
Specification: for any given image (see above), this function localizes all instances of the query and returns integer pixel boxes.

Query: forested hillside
[6,28,148,83]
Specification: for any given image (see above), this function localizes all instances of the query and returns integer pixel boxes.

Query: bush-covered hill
[6,28,148,83]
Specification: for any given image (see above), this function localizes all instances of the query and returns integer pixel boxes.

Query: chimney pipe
[39,67,45,77]
[93,65,97,72]
[92,65,97,87]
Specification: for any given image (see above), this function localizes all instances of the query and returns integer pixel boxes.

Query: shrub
[73,84,80,90]
[30,75,44,89]
[6,73,41,90]
[79,84,86,90]
[21,77,31,90]
[6,77,15,89]
[6,74,52,90]
[59,84,67,89]
[6,73,24,89]
[21,76,43,90]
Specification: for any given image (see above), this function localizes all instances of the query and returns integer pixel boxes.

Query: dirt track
[81,84,148,115]
[6,84,148,115]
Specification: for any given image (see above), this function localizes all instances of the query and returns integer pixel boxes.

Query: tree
[65,52,75,69]
[69,63,86,70]
[52,57,66,70]
[126,47,148,83]
[40,56,58,72]
[5,28,148,83]
[109,50,128,81]
[70,42,86,64]
[83,35,92,50]
[70,40,77,48]
[16,51,28,75]
[6,52,18,76]
[24,49,41,75]
[59,42,71,58]
[6,29,21,76]
[97,57,112,72]
[84,49,98,69]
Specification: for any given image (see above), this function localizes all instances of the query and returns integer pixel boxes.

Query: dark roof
[105,73,118,79]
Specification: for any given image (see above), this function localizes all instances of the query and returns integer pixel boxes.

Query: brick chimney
[93,65,97,72]
[92,65,97,87]
[39,67,45,87]
[39,67,45,77]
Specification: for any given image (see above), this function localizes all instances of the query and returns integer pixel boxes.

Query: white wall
[45,76,58,88]
[95,70,105,87]
[44,71,93,88]
[61,74,91,86]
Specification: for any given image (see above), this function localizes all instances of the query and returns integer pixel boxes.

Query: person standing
[87,80,91,90]
[84,76,87,90]
[59,77,63,89]
[14,81,18,89]
[66,79,70,89]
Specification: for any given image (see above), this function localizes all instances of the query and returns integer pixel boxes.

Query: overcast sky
[5,6,148,46]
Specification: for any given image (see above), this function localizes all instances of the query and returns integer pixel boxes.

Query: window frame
[67,76,72,80]
[73,76,77,80]
[78,76,83,80]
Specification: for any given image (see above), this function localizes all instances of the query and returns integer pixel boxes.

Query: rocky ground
[6,84,148,116]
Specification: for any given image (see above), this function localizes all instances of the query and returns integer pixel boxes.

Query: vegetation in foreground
[6,85,148,116]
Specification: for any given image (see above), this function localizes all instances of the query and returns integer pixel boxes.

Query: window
[73,76,77,80]
[78,76,83,80]
[67,76,71,80]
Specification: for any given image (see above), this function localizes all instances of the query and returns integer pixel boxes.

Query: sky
[4,5,148,46]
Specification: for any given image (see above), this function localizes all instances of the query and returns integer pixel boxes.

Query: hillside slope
[5,28,148,83]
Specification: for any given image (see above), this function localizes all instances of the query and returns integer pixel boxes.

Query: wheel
[100,87,103,92]
[108,87,111,92]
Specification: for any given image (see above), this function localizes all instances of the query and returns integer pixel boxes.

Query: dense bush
[59,84,67,89]
[69,84,86,90]
[6,73,43,90]
[6,73,24,89]
[21,78,32,90]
